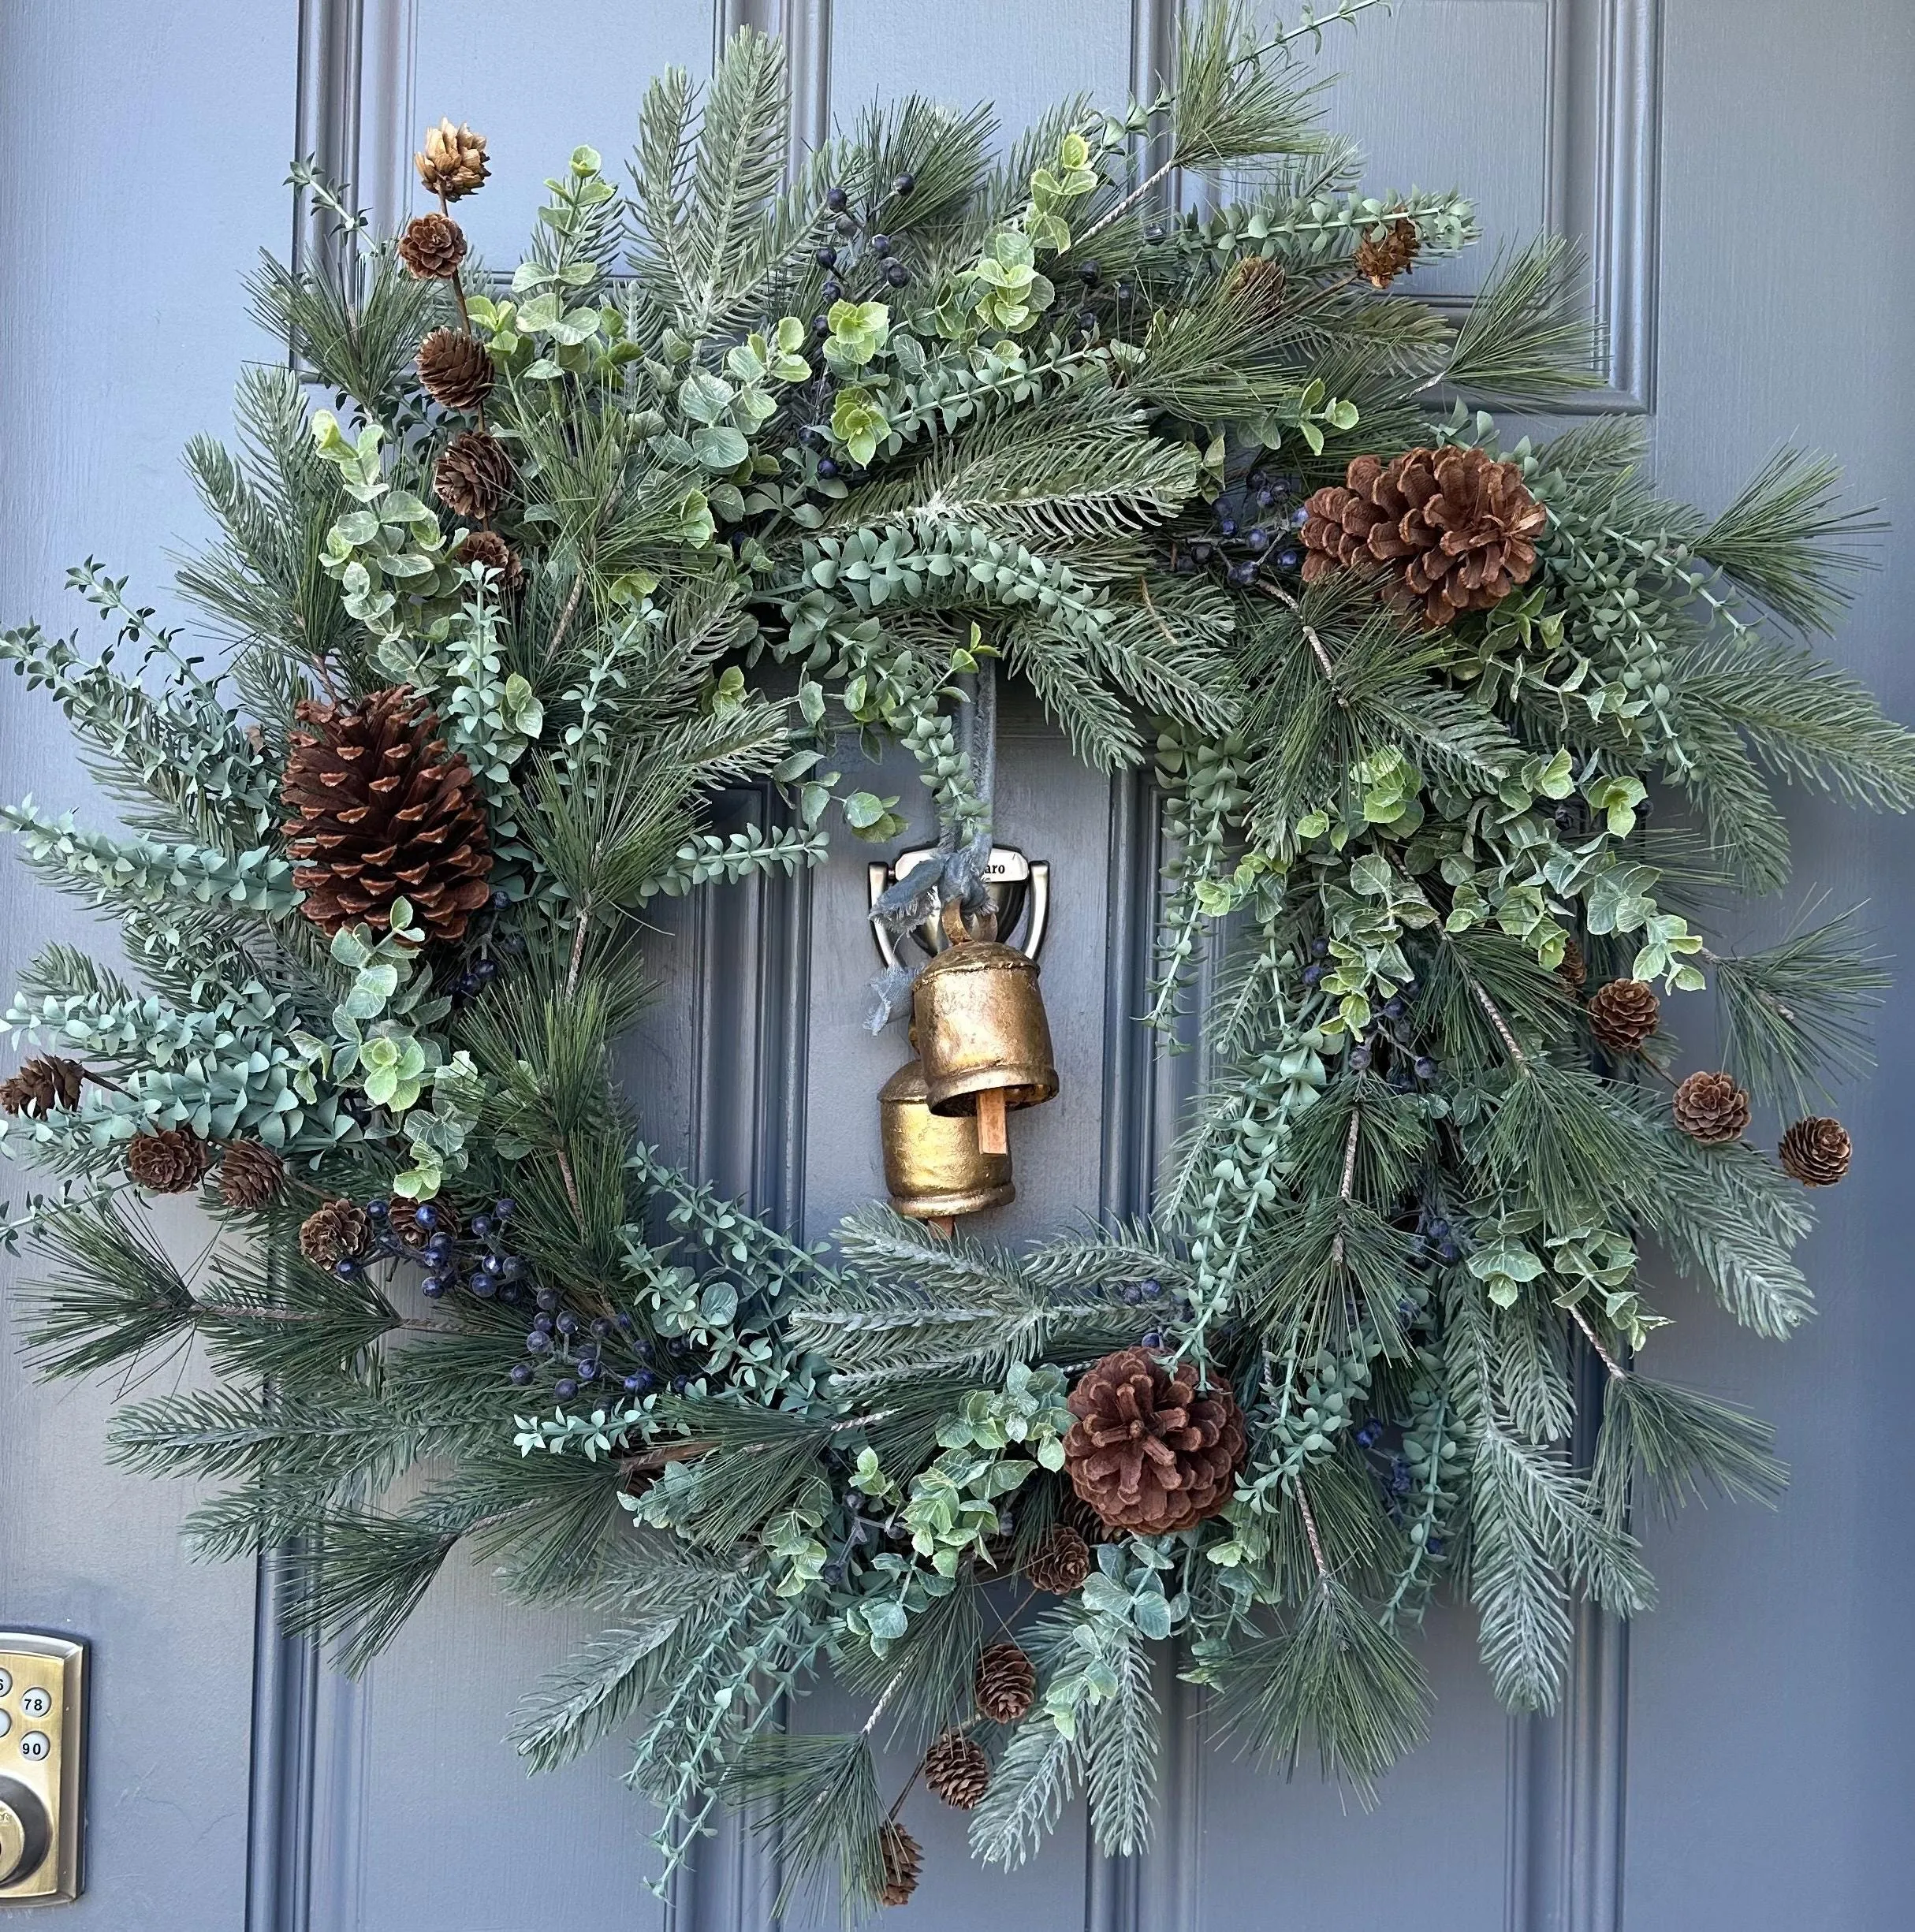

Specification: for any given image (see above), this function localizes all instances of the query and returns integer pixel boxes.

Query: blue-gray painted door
[2,2,1910,1927]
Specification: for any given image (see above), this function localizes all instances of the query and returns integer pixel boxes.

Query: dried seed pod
[975,1641,1037,1724]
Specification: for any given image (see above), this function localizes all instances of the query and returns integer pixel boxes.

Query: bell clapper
[975,1086,1009,1156]
[926,1215,956,1239]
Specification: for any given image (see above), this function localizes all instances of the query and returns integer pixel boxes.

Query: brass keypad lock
[0,1635,85,1903]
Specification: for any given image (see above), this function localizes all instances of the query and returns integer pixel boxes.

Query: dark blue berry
[1123,1282,1143,1305]
[1256,487,1276,509]
[622,1374,645,1394]
[821,277,844,303]
[527,1329,551,1353]
[870,233,892,256]
[366,1198,389,1221]
[1079,260,1100,286]
[533,1316,554,1338]
[474,959,498,984]
[1428,1536,1445,1557]
[1356,1420,1381,1449]
[1246,527,1270,552]
[1276,547,1302,571]
[631,1339,652,1362]
[489,888,510,910]
[1114,281,1133,301]
[456,972,479,997]
[885,261,909,287]
[892,172,915,195]
[471,1214,494,1241]
[555,1314,578,1338]
[1302,963,1324,988]
[1290,504,1310,528]
[630,1371,657,1394]
[1436,1239,1460,1264]
[814,246,839,270]
[413,1204,440,1231]
[1188,540,1213,564]
[494,1197,516,1221]
[553,1378,578,1401]
[425,1232,455,1263]
[535,1291,558,1316]
[1142,1279,1162,1300]
[333,1257,360,1280]
[825,185,848,212]
[509,1362,533,1386]
[671,1375,691,1395]
[422,1273,449,1298]
[615,1310,635,1331]
[1382,996,1405,1020]
[1428,1218,1450,1239]
[1140,1330,1164,1349]
[1076,307,1097,329]
[1414,1056,1438,1081]
[1388,1070,1413,1093]
[1350,1045,1373,1070]
[1310,936,1329,958]
[811,314,830,336]
[576,1357,598,1381]
[1228,560,1258,586]
[1216,513,1237,538]
[469,1272,496,1299]
[816,456,839,478]
[1145,224,1165,243]
[834,214,856,236]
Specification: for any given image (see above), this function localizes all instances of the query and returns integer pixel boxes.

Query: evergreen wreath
[4,3,1909,1912]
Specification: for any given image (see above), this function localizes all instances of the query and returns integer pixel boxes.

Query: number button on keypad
[18,1733,50,1763]
[0,1711,9,1739]
[17,1688,50,1721]
[0,1669,12,1696]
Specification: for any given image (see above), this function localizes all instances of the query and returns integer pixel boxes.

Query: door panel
[4,2,1913,1928]
[0,6,299,1927]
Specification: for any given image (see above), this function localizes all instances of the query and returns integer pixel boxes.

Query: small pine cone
[877,1822,921,1908]
[1555,936,1587,992]
[1299,445,1547,628]
[281,684,493,944]
[1354,215,1421,290]
[1023,1524,1090,1595]
[1586,978,1660,1052]
[1779,1115,1851,1186]
[434,430,514,522]
[397,211,468,281]
[218,1141,285,1211]
[1672,1070,1752,1146]
[126,1126,210,1194]
[1228,253,1287,321]
[0,1054,84,1117]
[922,1729,990,1810]
[975,1641,1037,1724]
[300,1198,371,1269]
[455,530,524,591]
[1064,1348,1246,1535]
[415,118,490,202]
[417,328,494,413]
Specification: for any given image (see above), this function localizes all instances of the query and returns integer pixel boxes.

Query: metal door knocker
[866,845,1051,971]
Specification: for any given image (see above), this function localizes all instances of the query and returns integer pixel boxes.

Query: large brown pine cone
[415,119,490,202]
[877,1822,921,1907]
[396,211,468,280]
[974,1642,1037,1724]
[126,1126,210,1193]
[455,530,524,591]
[218,1141,285,1211]
[923,1729,991,1809]
[1063,1348,1246,1535]
[434,430,514,522]
[418,329,494,412]
[1779,1115,1851,1186]
[281,685,493,944]
[1586,978,1660,1052]
[0,1055,84,1117]
[300,1198,371,1269]
[1672,1070,1752,1145]
[1354,216,1420,289]
[1300,445,1547,628]
[1023,1524,1091,1594]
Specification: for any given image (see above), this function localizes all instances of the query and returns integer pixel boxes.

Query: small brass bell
[911,901,1059,1156]
[879,1058,1015,1226]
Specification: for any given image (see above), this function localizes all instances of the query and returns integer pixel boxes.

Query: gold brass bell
[879,1058,1015,1227]
[911,900,1059,1156]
